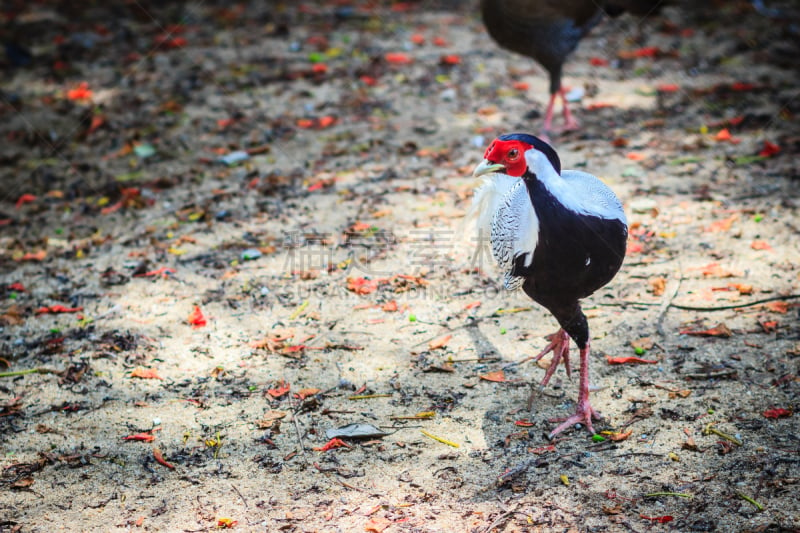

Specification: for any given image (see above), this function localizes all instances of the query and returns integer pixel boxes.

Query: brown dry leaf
[129,367,163,380]
[648,277,666,296]
[256,410,287,429]
[630,337,654,351]
[730,283,753,295]
[295,388,321,400]
[668,389,692,399]
[428,334,452,350]
[479,370,506,382]
[602,503,623,515]
[11,477,34,489]
[0,305,24,326]
[679,323,733,338]
[698,263,740,278]
[365,516,392,533]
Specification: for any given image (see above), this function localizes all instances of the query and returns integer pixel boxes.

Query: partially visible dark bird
[470,133,627,437]
[480,0,664,132]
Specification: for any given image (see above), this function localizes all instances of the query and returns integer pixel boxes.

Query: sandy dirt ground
[1,1,799,531]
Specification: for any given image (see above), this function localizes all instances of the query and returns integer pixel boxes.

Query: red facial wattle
[483,139,532,177]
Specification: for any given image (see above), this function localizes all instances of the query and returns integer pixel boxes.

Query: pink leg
[548,343,601,438]
[542,93,557,133]
[559,88,580,131]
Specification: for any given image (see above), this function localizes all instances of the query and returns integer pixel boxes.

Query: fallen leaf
[479,370,507,382]
[267,381,290,398]
[347,277,380,295]
[123,432,156,442]
[294,388,320,400]
[428,334,452,350]
[152,448,175,469]
[187,305,207,328]
[751,240,772,251]
[764,301,789,314]
[679,323,733,338]
[130,367,163,380]
[384,52,413,64]
[66,81,93,101]
[608,429,633,441]
[758,140,780,158]
[313,437,351,452]
[606,356,658,364]
[256,410,287,429]
[15,194,36,208]
[763,408,792,419]
[640,515,673,524]
[630,337,655,351]
[217,518,238,528]
[365,516,392,533]
[705,214,738,233]
[648,277,666,296]
[590,57,609,66]
[35,305,83,315]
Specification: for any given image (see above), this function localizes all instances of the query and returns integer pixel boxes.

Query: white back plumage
[525,150,627,225]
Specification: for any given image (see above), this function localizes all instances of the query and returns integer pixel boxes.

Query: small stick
[703,423,742,445]
[645,492,693,498]
[420,430,460,448]
[0,368,59,378]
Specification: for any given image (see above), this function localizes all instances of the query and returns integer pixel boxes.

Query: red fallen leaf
[15,193,36,208]
[155,35,186,49]
[66,82,93,101]
[8,282,25,292]
[350,221,372,232]
[619,46,660,59]
[679,323,733,338]
[731,82,755,91]
[589,57,609,66]
[751,240,772,251]
[294,388,320,400]
[347,277,379,295]
[313,437,352,452]
[35,305,84,315]
[512,81,529,90]
[318,115,336,128]
[479,370,507,382]
[640,515,673,523]
[217,518,238,528]
[384,52,413,64]
[382,300,398,312]
[86,114,105,136]
[267,381,290,398]
[764,301,789,314]
[464,301,482,310]
[428,334,452,350]
[360,75,378,86]
[188,305,207,328]
[312,63,328,74]
[152,448,175,469]
[586,102,615,110]
[626,241,644,254]
[626,152,646,161]
[20,250,47,261]
[759,140,780,157]
[714,128,741,144]
[130,367,163,380]
[440,54,460,65]
[514,419,534,427]
[606,356,658,364]
[657,83,680,92]
[296,118,314,128]
[134,266,176,278]
[763,408,792,419]
[433,36,448,47]
[123,432,156,442]
[308,177,336,191]
[410,33,425,45]
[759,320,778,333]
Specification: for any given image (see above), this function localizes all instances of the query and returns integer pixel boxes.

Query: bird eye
[507,148,519,161]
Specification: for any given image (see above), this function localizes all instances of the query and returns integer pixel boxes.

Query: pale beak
[472,159,506,178]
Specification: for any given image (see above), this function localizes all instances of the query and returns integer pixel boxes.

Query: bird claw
[532,329,571,387]
[548,398,602,438]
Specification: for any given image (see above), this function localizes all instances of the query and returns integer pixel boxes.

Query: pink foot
[532,329,571,387]
[507,329,571,386]
[548,397,601,438]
